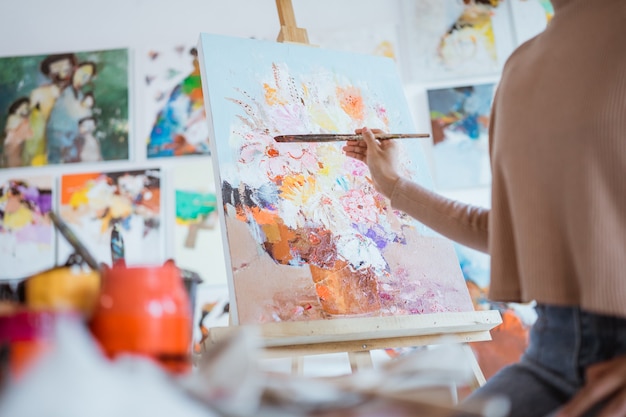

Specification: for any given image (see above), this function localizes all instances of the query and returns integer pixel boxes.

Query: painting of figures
[0,176,55,279]
[0,48,129,168]
[141,43,210,158]
[58,169,162,267]
[427,83,495,190]
[198,33,474,325]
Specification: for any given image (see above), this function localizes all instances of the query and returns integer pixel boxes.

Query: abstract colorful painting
[173,160,227,286]
[404,0,501,81]
[427,83,495,190]
[0,176,54,279]
[0,48,129,168]
[141,43,210,158]
[58,169,162,267]
[197,33,474,325]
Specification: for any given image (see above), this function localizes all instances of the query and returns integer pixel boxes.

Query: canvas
[402,0,502,82]
[58,168,163,267]
[0,175,55,279]
[197,33,474,325]
[427,83,495,190]
[0,48,129,168]
[141,43,210,158]
[173,160,227,286]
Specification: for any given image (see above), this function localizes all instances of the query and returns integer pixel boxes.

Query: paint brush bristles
[274,133,430,143]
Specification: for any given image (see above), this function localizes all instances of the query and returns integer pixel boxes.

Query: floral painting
[198,33,473,325]
[0,176,54,279]
[427,83,495,190]
[58,169,162,267]
[0,49,129,168]
[141,43,210,158]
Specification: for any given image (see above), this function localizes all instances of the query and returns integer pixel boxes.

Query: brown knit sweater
[391,0,626,318]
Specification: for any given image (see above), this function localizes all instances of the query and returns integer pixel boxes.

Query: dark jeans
[463,304,626,417]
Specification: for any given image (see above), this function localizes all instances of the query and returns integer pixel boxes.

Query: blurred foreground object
[0,310,77,380]
[0,318,215,417]
[89,260,192,374]
[24,265,100,318]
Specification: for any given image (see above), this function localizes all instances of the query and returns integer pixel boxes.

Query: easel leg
[462,344,486,387]
[348,351,373,372]
[291,356,304,375]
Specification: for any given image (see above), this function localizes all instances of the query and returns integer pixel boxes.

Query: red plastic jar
[89,261,192,374]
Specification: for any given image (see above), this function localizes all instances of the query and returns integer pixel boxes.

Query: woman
[343,0,626,416]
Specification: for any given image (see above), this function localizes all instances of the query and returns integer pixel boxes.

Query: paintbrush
[274,133,430,143]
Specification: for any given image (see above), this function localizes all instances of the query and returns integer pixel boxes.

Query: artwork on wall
[509,0,552,45]
[141,43,210,158]
[0,48,130,168]
[58,168,162,267]
[426,82,495,190]
[403,0,505,82]
[0,175,55,279]
[198,33,474,325]
[308,23,400,61]
[173,160,227,286]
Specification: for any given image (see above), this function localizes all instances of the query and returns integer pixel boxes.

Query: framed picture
[140,43,210,158]
[0,175,55,279]
[0,48,130,168]
[426,82,495,190]
[58,168,163,266]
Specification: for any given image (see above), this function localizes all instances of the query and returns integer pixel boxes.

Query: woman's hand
[556,355,626,417]
[342,126,401,198]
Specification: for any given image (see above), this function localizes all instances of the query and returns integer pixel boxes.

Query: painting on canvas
[173,160,227,286]
[0,175,54,279]
[141,43,210,158]
[308,23,400,62]
[58,169,162,267]
[0,48,129,168]
[198,33,474,325]
[427,83,495,190]
[403,0,503,81]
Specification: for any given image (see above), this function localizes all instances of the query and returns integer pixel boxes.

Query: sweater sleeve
[389,178,490,253]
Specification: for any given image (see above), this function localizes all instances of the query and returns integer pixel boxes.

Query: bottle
[110,223,125,266]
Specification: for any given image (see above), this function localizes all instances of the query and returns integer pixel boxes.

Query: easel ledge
[205,310,502,356]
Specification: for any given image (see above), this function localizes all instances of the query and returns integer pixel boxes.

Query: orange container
[89,261,192,374]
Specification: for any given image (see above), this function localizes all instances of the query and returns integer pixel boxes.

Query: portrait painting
[0,48,129,168]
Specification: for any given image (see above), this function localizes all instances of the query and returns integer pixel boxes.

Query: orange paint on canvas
[264,83,286,106]
[60,173,101,205]
[336,86,364,120]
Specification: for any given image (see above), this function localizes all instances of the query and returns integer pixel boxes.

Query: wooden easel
[203,0,502,393]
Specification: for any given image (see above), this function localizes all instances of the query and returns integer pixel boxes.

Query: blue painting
[427,83,495,190]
